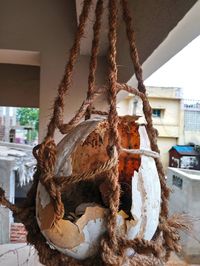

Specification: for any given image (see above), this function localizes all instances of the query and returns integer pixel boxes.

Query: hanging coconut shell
[36,115,161,260]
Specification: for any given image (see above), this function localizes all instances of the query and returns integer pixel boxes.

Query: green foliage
[16,108,39,142]
[17,108,39,126]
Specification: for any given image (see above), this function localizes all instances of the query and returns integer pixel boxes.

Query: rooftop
[170,145,200,156]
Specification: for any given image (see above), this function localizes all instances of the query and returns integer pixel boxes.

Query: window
[184,110,200,131]
[152,109,162,118]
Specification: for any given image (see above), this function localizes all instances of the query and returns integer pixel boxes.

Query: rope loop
[36,137,64,221]
[37,137,56,174]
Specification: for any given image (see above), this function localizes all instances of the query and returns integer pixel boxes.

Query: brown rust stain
[71,116,141,214]
[118,116,141,185]
[72,116,141,178]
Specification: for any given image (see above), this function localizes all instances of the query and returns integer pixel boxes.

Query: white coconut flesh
[36,118,161,260]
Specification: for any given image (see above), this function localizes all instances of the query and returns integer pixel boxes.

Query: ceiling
[0,49,40,66]
[0,0,199,111]
[75,0,198,82]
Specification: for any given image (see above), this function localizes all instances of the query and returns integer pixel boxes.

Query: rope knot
[37,137,56,173]
[42,172,54,184]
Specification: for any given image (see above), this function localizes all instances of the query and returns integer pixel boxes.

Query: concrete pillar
[4,107,10,142]
[0,157,15,244]
[0,107,3,126]
[178,99,185,145]
[167,167,200,263]
[12,107,16,127]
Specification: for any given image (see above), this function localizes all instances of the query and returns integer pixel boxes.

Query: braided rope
[55,151,118,191]
[59,88,102,134]
[37,137,64,221]
[120,0,145,94]
[0,187,20,214]
[36,0,94,223]
[46,0,93,138]
[120,0,170,218]
[85,0,104,120]
[100,0,121,262]
[119,0,176,259]
[91,109,108,116]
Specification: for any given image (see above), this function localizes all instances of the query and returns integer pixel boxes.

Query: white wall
[150,98,181,127]
[0,0,109,141]
[0,0,199,142]
[167,168,200,263]
[0,64,39,108]
[157,137,177,171]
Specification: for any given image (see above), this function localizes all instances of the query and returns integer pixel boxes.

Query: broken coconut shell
[36,116,161,260]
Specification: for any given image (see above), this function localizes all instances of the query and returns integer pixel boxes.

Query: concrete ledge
[167,167,200,263]
[0,243,43,266]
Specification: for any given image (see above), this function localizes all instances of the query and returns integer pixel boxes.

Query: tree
[16,108,39,142]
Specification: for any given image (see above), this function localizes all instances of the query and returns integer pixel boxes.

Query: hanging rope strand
[120,0,145,94]
[107,0,120,215]
[120,1,181,260]
[85,0,104,120]
[101,0,121,263]
[36,0,94,226]
[107,0,120,149]
[121,0,170,219]
[46,0,93,138]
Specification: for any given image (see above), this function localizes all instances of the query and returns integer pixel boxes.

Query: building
[169,145,200,170]
[0,106,34,144]
[0,142,35,244]
[118,86,184,171]
[0,107,17,142]
[184,99,200,145]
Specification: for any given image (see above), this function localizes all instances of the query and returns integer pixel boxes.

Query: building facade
[118,86,184,171]
[184,99,200,145]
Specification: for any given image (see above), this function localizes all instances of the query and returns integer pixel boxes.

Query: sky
[144,35,200,100]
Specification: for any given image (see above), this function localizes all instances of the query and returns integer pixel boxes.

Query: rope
[37,137,64,221]
[46,0,93,138]
[59,88,101,134]
[85,0,104,120]
[120,0,173,258]
[0,188,20,214]
[121,147,160,158]
[101,0,121,262]
[120,0,146,94]
[91,109,108,116]
[55,151,118,191]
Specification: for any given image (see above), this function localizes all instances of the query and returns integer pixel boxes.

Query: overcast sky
[144,35,200,100]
